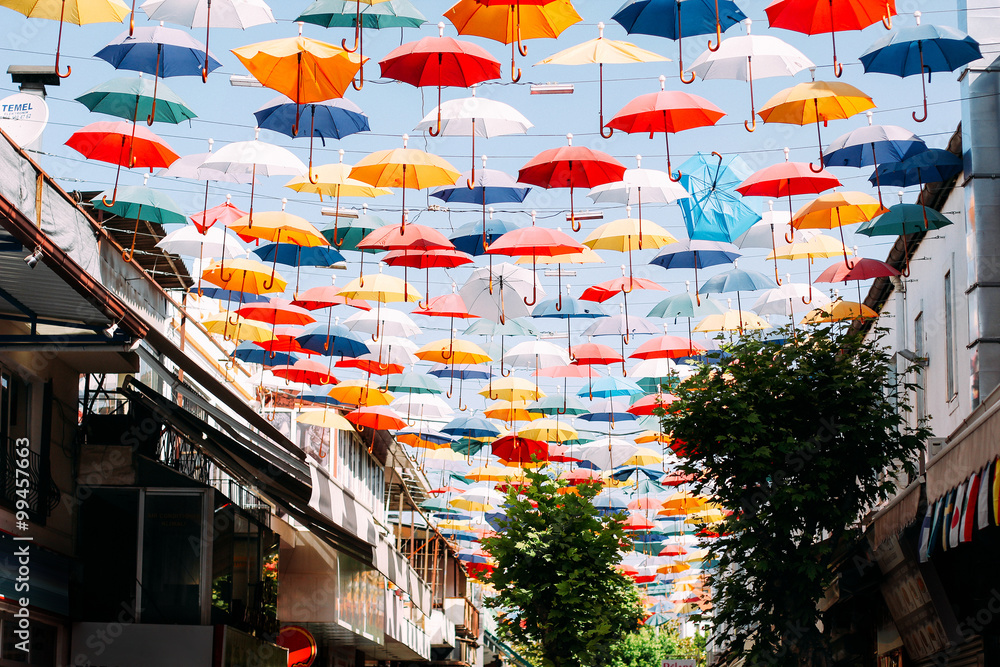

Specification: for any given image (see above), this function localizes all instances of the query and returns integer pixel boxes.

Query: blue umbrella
[429,364,492,381]
[648,290,727,341]
[612,0,747,82]
[678,152,760,242]
[534,295,606,359]
[450,218,521,256]
[698,266,776,314]
[868,149,963,188]
[254,97,370,177]
[195,287,270,304]
[296,323,370,358]
[650,240,740,300]
[823,121,928,205]
[578,378,644,400]
[230,341,299,367]
[442,416,501,440]
[580,399,638,425]
[611,465,666,482]
[253,243,346,267]
[298,393,347,407]
[95,26,222,125]
[859,18,981,123]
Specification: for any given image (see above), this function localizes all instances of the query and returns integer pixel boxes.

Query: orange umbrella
[791,191,887,266]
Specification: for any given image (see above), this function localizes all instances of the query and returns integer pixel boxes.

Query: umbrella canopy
[801,299,878,323]
[869,149,963,188]
[694,309,769,332]
[753,282,833,317]
[480,377,545,402]
[764,0,897,77]
[76,75,196,124]
[859,14,981,122]
[518,133,627,231]
[814,257,900,283]
[296,323,371,357]
[678,152,760,242]
[202,258,287,295]
[632,336,706,360]
[459,263,543,323]
[157,224,245,260]
[792,191,888,265]
[587,163,690,212]
[688,18,815,130]
[535,22,668,135]
[824,122,927,167]
[255,96,370,141]
[650,240,740,299]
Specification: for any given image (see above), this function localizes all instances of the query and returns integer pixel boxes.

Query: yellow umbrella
[1,0,130,78]
[479,376,545,402]
[801,299,878,324]
[634,430,670,445]
[767,233,849,261]
[758,78,875,170]
[229,210,329,247]
[518,419,577,443]
[484,399,542,423]
[338,270,421,303]
[535,22,668,136]
[622,447,663,467]
[202,313,276,343]
[658,492,708,516]
[466,465,519,483]
[423,447,467,463]
[449,497,495,512]
[444,0,582,81]
[583,209,677,282]
[694,309,769,333]
[202,258,287,295]
[416,338,491,365]
[350,134,461,230]
[791,191,887,266]
[656,561,691,575]
[327,379,394,406]
[297,410,355,431]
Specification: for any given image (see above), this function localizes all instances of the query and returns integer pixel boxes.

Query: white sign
[0,93,48,148]
[663,660,697,667]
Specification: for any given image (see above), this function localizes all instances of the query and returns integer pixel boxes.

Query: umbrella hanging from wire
[678,151,760,242]
[791,191,887,267]
[768,233,850,301]
[76,74,196,124]
[689,18,814,131]
[296,0,426,90]
[611,0,746,83]
[255,97,370,177]
[588,156,690,234]
[92,175,188,261]
[650,239,740,303]
[535,22,668,137]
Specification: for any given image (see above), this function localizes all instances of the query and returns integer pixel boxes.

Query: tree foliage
[482,468,645,667]
[660,325,930,667]
[596,623,708,667]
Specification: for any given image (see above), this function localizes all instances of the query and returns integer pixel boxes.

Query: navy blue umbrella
[650,239,740,301]
[449,218,521,256]
[296,323,370,358]
[230,342,299,367]
[868,149,963,188]
[612,0,747,82]
[252,243,346,267]
[95,26,222,125]
[195,287,269,304]
[859,16,981,123]
[824,120,929,205]
[428,364,492,381]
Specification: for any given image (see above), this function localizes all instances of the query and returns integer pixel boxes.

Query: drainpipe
[958,0,1000,407]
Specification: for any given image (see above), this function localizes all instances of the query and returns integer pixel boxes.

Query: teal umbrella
[386,371,443,395]
[92,181,188,261]
[857,202,953,276]
[529,394,589,416]
[76,75,196,124]
[297,0,426,90]
[648,288,726,341]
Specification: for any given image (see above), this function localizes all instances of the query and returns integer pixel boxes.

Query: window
[944,271,956,399]
[336,429,385,518]
[914,312,925,422]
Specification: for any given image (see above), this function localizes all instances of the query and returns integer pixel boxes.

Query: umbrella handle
[101,186,119,208]
[511,42,522,82]
[517,22,528,57]
[501,366,512,377]
[913,63,930,123]
[601,124,614,139]
[882,4,893,29]
[121,214,141,262]
[129,0,136,35]
[707,24,721,52]
[459,399,468,412]
[55,1,71,78]
[201,3,212,82]
[262,272,276,291]
[352,35,365,91]
[429,84,443,137]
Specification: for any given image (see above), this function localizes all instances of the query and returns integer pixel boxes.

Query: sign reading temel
[0,93,48,148]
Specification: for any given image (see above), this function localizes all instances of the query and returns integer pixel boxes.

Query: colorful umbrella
[535,22,668,136]
[768,233,850,301]
[76,75,196,124]
[678,151,760,242]
[611,0,746,83]
[380,22,502,135]
[650,239,740,301]
[689,18,814,131]
[518,133,627,231]
[460,262,543,324]
[583,207,677,281]
[606,77,725,180]
[764,0,896,77]
[859,12,980,122]
[1,0,130,77]
[487,214,584,306]
[801,299,878,324]
[256,98,370,177]
[92,180,187,260]
[791,191,887,266]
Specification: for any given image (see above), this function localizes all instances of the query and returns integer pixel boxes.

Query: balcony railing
[442,596,480,639]
[0,436,59,524]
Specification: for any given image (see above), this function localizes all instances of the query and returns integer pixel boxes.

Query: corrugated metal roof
[0,231,110,327]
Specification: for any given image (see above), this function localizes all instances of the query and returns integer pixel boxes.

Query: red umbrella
[237,298,317,327]
[559,468,604,486]
[66,120,180,206]
[605,76,726,180]
[380,22,502,135]
[346,405,407,432]
[814,257,900,282]
[254,328,312,356]
[661,472,697,486]
[627,393,679,416]
[336,357,406,376]
[622,512,655,531]
[357,223,455,252]
[190,195,246,233]
[492,434,549,464]
[580,276,666,302]
[382,247,474,307]
[518,134,626,231]
[659,544,689,557]
[631,335,705,359]
[486,212,585,305]
[570,342,624,366]
[765,0,896,77]
[292,285,371,311]
[270,359,338,386]
[416,292,478,319]
[547,443,580,463]
[736,148,842,268]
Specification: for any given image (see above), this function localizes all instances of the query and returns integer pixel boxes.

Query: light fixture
[23,247,42,268]
[544,269,577,277]
[531,83,574,95]
[229,74,263,88]
[103,322,119,338]
[566,210,603,222]
[320,207,360,219]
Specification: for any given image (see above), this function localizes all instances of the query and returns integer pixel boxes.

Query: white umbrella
[414,90,533,185]
[140,0,275,80]
[578,438,639,470]
[201,129,307,226]
[752,280,833,318]
[587,157,690,224]
[156,223,245,259]
[343,308,421,339]
[459,262,543,324]
[503,340,569,369]
[392,394,454,421]
[689,18,815,131]
[630,357,679,379]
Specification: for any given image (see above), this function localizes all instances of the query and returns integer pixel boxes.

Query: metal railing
[210,477,271,527]
[0,436,58,523]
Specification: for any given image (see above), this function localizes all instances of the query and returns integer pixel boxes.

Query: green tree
[660,325,929,667]
[482,468,645,667]
[596,623,707,667]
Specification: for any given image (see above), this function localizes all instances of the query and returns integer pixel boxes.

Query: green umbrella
[76,76,196,125]
[529,394,588,416]
[386,371,443,395]
[92,182,188,261]
[297,0,426,90]
[323,211,387,253]
[856,203,953,276]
